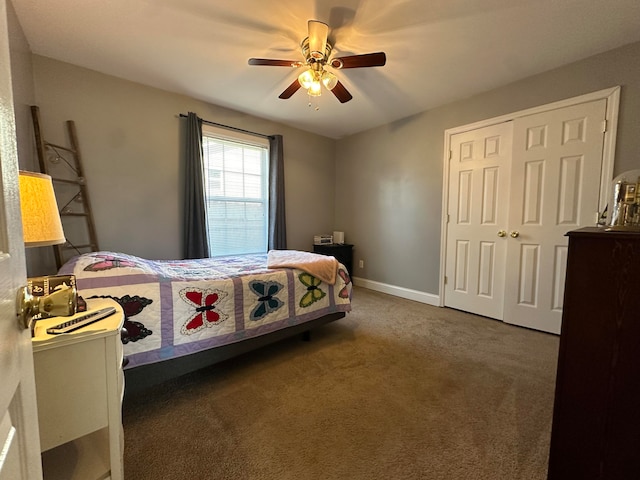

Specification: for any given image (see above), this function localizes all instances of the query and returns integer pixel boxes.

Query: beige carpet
[122,286,558,479]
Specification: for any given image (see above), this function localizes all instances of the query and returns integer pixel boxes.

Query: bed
[58,250,352,393]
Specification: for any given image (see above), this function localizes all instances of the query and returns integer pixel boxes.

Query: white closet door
[445,122,513,319]
[503,99,607,334]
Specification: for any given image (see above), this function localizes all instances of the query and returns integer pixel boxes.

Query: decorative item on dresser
[547,227,640,479]
[32,298,125,480]
[313,243,354,276]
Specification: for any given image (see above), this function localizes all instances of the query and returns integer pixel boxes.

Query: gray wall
[336,41,640,295]
[7,0,34,168]
[28,56,336,274]
[6,0,47,275]
[12,10,640,293]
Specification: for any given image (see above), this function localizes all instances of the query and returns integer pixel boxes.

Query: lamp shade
[18,171,65,247]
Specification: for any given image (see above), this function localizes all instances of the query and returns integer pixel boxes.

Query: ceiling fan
[248,20,386,104]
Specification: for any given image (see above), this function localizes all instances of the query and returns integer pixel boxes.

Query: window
[201,125,269,256]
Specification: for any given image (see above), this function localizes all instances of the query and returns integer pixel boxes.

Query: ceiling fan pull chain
[307,95,320,111]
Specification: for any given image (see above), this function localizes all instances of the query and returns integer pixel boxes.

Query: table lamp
[19,170,65,247]
[16,171,77,330]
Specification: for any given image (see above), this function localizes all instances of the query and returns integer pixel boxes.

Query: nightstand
[313,243,354,274]
[32,298,125,480]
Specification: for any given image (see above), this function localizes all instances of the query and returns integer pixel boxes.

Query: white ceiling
[11,0,640,139]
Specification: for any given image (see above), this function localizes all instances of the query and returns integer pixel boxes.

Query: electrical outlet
[359,260,364,268]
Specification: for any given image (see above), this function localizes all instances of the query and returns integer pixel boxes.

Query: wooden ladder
[31,105,99,269]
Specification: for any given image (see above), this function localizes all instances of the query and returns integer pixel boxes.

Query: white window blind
[201,125,269,256]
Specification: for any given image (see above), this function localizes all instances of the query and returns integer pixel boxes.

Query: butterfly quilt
[59,251,352,369]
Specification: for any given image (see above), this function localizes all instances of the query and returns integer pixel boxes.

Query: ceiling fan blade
[330,52,386,69]
[308,20,329,60]
[279,79,302,99]
[248,58,302,67]
[330,81,353,103]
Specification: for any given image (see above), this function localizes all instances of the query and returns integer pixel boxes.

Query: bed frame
[123,311,345,395]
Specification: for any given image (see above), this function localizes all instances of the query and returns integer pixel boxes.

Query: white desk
[32,298,125,480]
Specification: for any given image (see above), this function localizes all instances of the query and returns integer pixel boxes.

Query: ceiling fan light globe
[298,69,315,89]
[321,71,338,90]
[308,81,322,96]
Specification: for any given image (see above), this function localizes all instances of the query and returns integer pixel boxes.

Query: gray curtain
[183,112,210,259]
[268,134,287,250]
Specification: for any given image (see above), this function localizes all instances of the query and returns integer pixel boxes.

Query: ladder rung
[51,177,83,185]
[60,212,88,217]
[45,141,76,154]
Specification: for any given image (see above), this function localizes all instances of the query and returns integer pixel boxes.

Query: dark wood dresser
[547,227,640,480]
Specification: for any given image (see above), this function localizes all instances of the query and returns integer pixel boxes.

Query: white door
[445,122,513,319]
[503,99,607,334]
[0,0,43,477]
[444,98,608,334]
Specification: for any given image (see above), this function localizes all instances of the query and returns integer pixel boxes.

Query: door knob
[510,231,520,238]
[497,230,507,237]
[16,284,77,330]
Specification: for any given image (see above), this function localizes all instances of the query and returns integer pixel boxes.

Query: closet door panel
[504,99,606,334]
[445,122,512,319]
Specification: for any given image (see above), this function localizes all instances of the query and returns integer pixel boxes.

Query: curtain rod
[179,113,272,139]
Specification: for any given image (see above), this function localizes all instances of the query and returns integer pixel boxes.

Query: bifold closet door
[503,99,607,334]
[445,122,513,320]
[445,98,607,334]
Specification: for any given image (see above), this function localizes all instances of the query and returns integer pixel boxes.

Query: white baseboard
[352,277,440,306]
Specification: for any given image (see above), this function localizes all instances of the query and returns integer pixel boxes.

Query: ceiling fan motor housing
[301,37,333,65]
